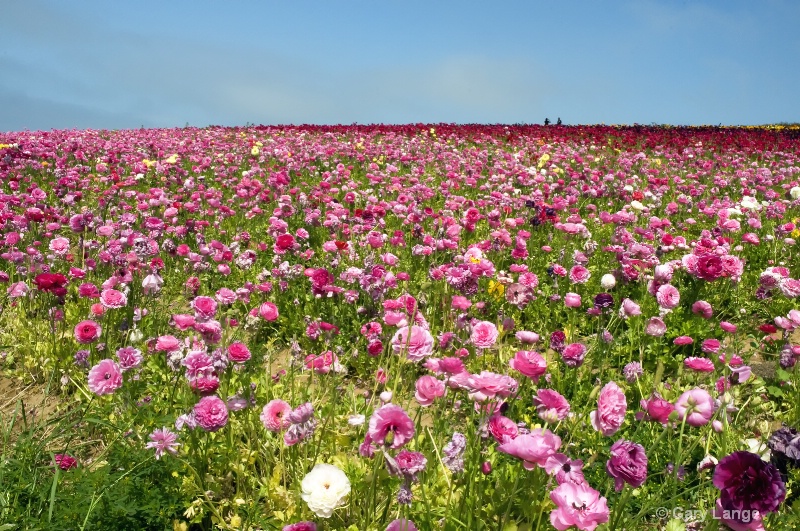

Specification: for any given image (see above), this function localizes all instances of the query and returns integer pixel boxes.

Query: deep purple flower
[606,439,648,491]
[713,451,786,515]
[593,293,614,310]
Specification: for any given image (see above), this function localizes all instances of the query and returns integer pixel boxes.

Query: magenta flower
[691,300,713,319]
[227,342,251,363]
[258,301,279,321]
[487,415,519,444]
[569,265,591,284]
[87,359,123,396]
[368,404,415,449]
[684,357,715,372]
[549,482,609,531]
[193,395,229,432]
[606,439,648,491]
[561,343,587,367]
[465,371,518,402]
[191,295,218,320]
[74,320,102,344]
[533,389,571,423]
[509,350,547,381]
[385,519,417,531]
[590,381,627,436]
[497,428,561,470]
[99,288,127,309]
[54,454,78,471]
[674,388,715,427]
[283,522,317,531]
[145,427,180,459]
[641,394,674,424]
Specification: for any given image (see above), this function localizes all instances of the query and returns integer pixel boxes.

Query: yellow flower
[250,146,260,156]
[488,280,505,300]
[164,154,178,164]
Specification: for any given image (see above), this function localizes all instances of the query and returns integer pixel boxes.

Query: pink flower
[74,320,102,344]
[618,298,641,319]
[569,265,591,284]
[720,321,738,334]
[193,395,229,432]
[465,371,518,402]
[304,351,339,374]
[673,336,694,345]
[258,301,279,321]
[702,338,721,353]
[684,357,715,372]
[261,399,292,432]
[561,343,588,367]
[590,381,627,436]
[655,284,680,309]
[641,394,674,424]
[515,330,540,344]
[192,296,218,320]
[87,359,123,396]
[155,335,182,352]
[533,389,571,423]
[100,288,127,309]
[215,287,238,305]
[470,321,499,349]
[227,342,251,363]
[414,375,445,406]
[497,428,562,470]
[54,454,78,471]
[145,427,180,459]
[691,300,713,319]
[451,295,472,310]
[545,453,586,485]
[368,404,415,449]
[564,292,582,308]
[644,317,666,337]
[115,346,143,371]
[674,388,715,427]
[549,482,609,531]
[171,314,196,330]
[391,325,434,362]
[509,350,547,381]
[487,415,519,443]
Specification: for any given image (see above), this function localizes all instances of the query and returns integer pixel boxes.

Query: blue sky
[2,0,798,131]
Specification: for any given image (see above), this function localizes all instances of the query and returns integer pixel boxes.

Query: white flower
[600,274,616,290]
[791,186,800,200]
[630,200,645,211]
[740,196,761,210]
[347,414,365,426]
[300,464,350,518]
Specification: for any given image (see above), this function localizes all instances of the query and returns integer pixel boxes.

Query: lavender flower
[442,432,466,473]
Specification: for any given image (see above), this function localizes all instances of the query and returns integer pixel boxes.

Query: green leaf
[767,386,784,397]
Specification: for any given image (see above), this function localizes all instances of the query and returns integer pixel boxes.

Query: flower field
[1,124,800,530]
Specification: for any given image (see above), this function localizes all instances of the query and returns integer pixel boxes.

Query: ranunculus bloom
[497,428,561,470]
[368,404,415,449]
[509,350,547,381]
[673,335,694,345]
[54,454,78,470]
[569,265,591,284]
[385,519,418,531]
[87,359,123,395]
[465,371,518,401]
[258,301,279,321]
[515,330,540,344]
[561,343,587,367]
[414,375,445,406]
[618,298,641,319]
[300,463,350,518]
[590,381,627,436]
[674,388,715,427]
[227,342,251,363]
[116,346,143,371]
[261,399,292,432]
[684,357,715,372]
[471,321,499,348]
[564,292,582,308]
[549,481,609,531]
[641,394,675,424]
[155,334,181,352]
[713,451,786,516]
[702,338,721,353]
[191,295,218,320]
[606,439,648,491]
[193,395,229,432]
[74,320,102,344]
[533,389,571,423]
[487,415,519,444]
[644,317,666,337]
[283,522,317,531]
[692,300,713,319]
[655,284,680,309]
[100,288,127,309]
[391,325,434,362]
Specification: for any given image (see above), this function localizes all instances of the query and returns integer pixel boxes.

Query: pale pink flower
[674,388,715,427]
[497,428,562,469]
[193,395,228,432]
[590,381,627,436]
[655,284,680,309]
[414,375,445,407]
[100,288,127,309]
[391,325,434,362]
[470,321,499,349]
[569,265,591,284]
[145,427,180,459]
[549,482,609,531]
[533,389,571,423]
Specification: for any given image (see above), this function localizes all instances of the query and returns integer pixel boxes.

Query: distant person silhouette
[544,118,550,126]
[557,118,562,125]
